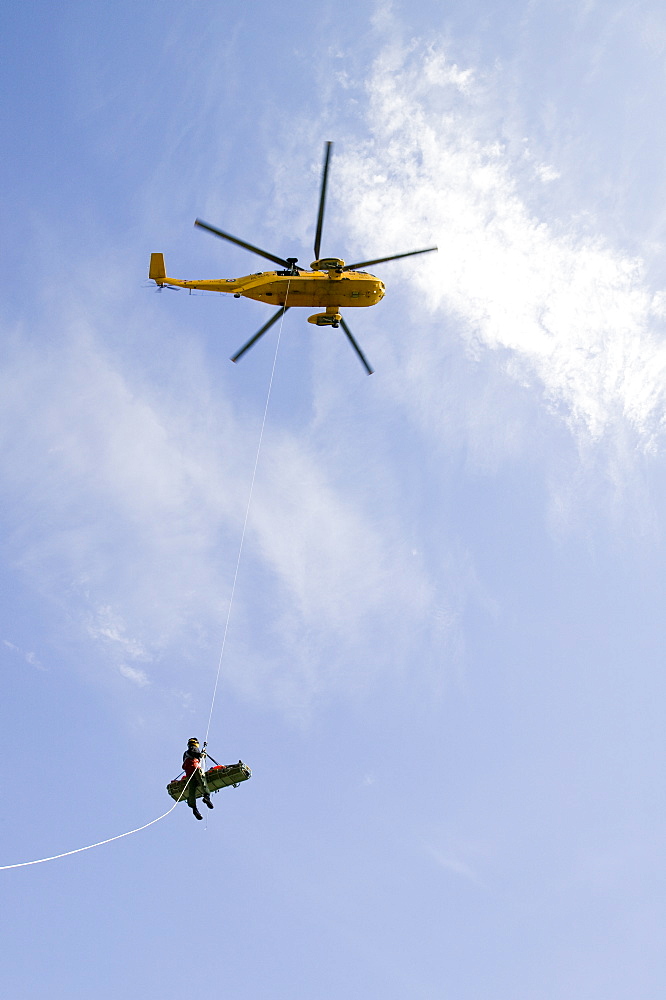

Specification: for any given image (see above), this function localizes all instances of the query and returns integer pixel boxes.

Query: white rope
[1,296,288,872]
[204,292,289,741]
[0,771,196,870]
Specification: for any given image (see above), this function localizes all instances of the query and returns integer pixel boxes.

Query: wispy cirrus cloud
[3,639,43,670]
[336,41,666,455]
[0,295,456,709]
[424,836,485,887]
[119,663,150,687]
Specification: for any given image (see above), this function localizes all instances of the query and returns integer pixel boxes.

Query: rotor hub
[311,257,345,272]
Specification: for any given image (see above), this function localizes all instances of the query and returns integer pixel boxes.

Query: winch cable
[1,291,290,871]
[204,285,289,743]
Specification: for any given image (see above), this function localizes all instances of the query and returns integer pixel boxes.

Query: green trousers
[187,768,210,810]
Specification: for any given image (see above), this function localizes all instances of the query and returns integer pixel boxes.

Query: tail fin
[149,252,166,282]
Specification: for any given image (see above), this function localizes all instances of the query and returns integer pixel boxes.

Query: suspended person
[182,737,214,821]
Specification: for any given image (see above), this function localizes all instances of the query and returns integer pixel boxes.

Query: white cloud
[252,432,434,637]
[0,299,456,709]
[87,606,150,662]
[336,43,666,453]
[424,840,484,887]
[535,162,561,184]
[3,638,43,670]
[119,663,150,687]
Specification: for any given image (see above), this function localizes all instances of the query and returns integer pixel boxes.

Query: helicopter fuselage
[157,268,385,309]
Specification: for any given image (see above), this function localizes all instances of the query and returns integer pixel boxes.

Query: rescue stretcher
[166,761,252,803]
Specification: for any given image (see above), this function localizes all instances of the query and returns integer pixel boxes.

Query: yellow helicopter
[149,142,437,374]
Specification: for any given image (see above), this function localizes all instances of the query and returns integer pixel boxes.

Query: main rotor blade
[343,246,438,271]
[231,306,290,363]
[339,316,374,375]
[313,141,333,261]
[195,219,297,270]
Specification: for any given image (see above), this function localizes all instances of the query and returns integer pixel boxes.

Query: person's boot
[203,794,214,810]
[192,805,203,820]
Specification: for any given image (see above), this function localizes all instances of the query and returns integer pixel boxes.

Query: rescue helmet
[188,737,199,746]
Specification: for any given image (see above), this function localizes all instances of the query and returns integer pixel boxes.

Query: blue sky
[2,1,666,997]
